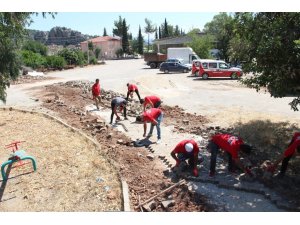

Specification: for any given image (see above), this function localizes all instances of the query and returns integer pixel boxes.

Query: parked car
[197,59,243,79]
[159,62,191,73]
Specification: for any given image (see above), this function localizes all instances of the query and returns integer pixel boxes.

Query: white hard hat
[185,143,193,153]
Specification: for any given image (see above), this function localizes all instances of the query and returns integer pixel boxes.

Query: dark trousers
[154,100,161,108]
[127,90,141,101]
[208,141,236,173]
[110,102,127,123]
[280,155,292,176]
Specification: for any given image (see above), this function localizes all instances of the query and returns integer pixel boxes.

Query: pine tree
[164,18,169,37]
[122,19,129,53]
[137,25,144,55]
[155,28,158,39]
[103,28,108,36]
[159,27,161,39]
[174,25,180,36]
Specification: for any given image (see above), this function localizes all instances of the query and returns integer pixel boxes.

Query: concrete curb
[0,106,131,211]
[121,180,131,211]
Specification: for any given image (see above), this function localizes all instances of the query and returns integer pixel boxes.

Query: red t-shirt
[144,96,161,107]
[284,132,300,157]
[172,140,199,156]
[92,83,100,96]
[128,84,138,92]
[143,108,162,123]
[211,134,244,159]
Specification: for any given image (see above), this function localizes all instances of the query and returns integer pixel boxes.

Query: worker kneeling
[171,140,200,177]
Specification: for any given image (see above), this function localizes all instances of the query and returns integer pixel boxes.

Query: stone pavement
[85,103,296,212]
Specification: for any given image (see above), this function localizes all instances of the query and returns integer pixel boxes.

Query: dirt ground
[32,81,300,211]
[0,108,121,211]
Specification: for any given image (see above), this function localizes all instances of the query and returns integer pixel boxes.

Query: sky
[28,12,219,38]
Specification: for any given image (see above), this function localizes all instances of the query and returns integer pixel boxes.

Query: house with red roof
[80,36,122,59]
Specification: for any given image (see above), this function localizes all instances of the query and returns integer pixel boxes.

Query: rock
[106,191,117,200]
[97,127,107,133]
[183,120,189,125]
[147,154,155,160]
[151,190,155,194]
[161,200,175,209]
[158,155,165,159]
[179,127,185,131]
[117,139,124,144]
[143,201,156,212]
[46,99,52,103]
[137,153,143,157]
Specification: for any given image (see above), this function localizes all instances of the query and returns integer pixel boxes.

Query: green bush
[21,50,46,69]
[89,57,97,65]
[45,55,66,70]
[22,40,48,56]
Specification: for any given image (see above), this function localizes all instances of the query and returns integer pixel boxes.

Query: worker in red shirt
[208,133,253,177]
[92,79,101,110]
[268,132,300,177]
[140,95,162,111]
[136,108,163,143]
[126,83,142,101]
[171,139,200,177]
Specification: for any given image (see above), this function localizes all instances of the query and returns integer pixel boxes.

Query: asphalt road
[2,58,299,126]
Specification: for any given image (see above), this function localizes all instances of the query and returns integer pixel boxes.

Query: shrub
[45,55,66,70]
[21,50,46,69]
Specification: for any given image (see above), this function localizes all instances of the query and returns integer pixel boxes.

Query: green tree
[159,27,161,39]
[116,48,123,58]
[103,28,108,36]
[163,18,169,38]
[113,16,127,37]
[144,18,156,52]
[204,12,234,62]
[137,25,144,55]
[58,48,79,65]
[187,30,213,59]
[230,12,300,110]
[122,19,129,53]
[22,40,47,56]
[0,12,55,103]
[155,27,158,39]
[95,47,101,59]
[174,25,180,36]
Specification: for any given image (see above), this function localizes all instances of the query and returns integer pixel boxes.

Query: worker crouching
[171,140,200,177]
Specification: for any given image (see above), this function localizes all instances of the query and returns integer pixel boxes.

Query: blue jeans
[148,113,163,139]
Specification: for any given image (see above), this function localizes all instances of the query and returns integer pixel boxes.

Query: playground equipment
[1,141,37,181]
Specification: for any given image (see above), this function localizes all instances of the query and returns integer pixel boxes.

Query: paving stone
[161,200,175,209]
[143,201,156,212]
[147,154,155,160]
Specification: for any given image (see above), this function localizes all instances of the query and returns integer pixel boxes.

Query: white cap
[185,143,193,153]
